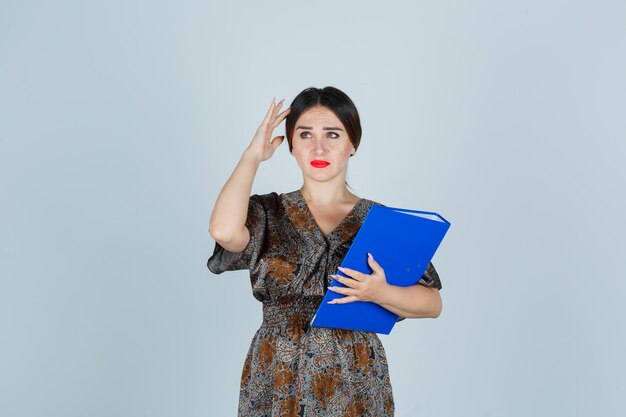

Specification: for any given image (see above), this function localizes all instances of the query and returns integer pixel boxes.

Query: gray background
[1,0,625,416]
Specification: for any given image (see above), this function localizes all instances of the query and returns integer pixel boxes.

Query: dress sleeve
[206,194,267,274]
[416,262,442,290]
[395,262,442,322]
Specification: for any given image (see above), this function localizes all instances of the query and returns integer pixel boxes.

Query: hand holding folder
[311,205,451,334]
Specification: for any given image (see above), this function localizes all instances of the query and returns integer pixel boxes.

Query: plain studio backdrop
[1,1,624,416]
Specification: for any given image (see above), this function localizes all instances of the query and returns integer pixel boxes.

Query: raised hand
[246,98,291,162]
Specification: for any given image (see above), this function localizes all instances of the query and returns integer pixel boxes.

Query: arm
[208,151,261,252]
[208,99,290,252]
[327,253,442,318]
[376,283,441,318]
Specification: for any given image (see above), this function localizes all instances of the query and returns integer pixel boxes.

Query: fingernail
[368,252,373,258]
[337,266,345,271]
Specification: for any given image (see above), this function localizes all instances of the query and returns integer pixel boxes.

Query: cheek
[339,145,353,158]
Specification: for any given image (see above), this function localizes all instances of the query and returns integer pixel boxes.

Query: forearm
[209,149,261,249]
[377,284,442,319]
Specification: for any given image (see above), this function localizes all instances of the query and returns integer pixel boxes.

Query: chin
[305,170,344,183]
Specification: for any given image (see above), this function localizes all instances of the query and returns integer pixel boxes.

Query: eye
[327,132,339,139]
[300,131,312,139]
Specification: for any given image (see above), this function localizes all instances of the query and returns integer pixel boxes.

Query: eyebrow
[295,126,344,131]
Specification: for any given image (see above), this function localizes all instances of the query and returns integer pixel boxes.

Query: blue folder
[311,205,451,334]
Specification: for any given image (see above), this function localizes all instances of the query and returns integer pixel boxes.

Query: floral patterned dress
[207,190,441,417]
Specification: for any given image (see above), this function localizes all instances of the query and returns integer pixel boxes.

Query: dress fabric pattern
[207,190,441,417]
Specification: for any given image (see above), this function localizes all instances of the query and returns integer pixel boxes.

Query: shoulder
[249,191,295,217]
[360,197,385,208]
[251,191,299,207]
[348,197,385,221]
[250,192,280,206]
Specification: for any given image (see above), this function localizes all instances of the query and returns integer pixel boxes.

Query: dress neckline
[295,189,364,239]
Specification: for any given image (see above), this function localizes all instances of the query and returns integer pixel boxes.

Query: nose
[313,136,327,155]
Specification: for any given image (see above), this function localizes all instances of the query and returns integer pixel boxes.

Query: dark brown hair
[285,86,362,153]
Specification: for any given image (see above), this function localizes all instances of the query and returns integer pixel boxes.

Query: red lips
[310,160,330,168]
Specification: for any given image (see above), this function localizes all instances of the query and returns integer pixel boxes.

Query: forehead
[296,106,344,128]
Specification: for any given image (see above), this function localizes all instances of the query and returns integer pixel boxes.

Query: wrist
[376,282,396,306]
[241,148,263,166]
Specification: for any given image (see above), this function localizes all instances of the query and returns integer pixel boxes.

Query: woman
[208,86,442,416]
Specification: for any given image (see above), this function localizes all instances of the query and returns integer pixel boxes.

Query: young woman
[208,86,442,416]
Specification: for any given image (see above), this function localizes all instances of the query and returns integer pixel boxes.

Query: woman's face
[291,105,356,184]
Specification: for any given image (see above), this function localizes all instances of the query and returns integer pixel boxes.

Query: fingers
[331,274,360,288]
[327,285,356,296]
[337,266,367,282]
[270,98,288,121]
[262,98,277,124]
[328,295,358,305]
[261,98,283,126]
[366,253,384,275]
[270,135,284,151]
[271,99,283,119]
[261,99,291,134]
[270,107,291,129]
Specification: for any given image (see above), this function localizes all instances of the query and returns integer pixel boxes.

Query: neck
[299,177,357,206]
